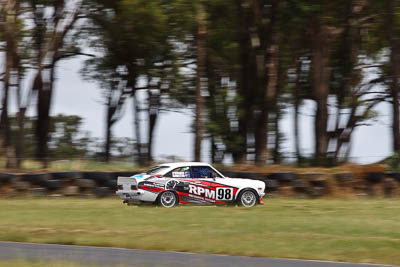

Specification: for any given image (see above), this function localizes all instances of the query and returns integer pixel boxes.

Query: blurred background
[0,0,399,170]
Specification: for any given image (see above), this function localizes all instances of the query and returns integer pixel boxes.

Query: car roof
[158,162,212,168]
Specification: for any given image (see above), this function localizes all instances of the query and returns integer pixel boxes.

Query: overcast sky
[46,56,390,165]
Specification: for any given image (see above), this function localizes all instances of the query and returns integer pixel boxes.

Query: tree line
[0,0,399,168]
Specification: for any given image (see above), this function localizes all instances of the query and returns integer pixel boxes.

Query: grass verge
[0,260,105,267]
[0,198,399,265]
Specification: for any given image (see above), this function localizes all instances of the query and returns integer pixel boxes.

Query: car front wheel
[158,191,177,208]
[238,190,257,208]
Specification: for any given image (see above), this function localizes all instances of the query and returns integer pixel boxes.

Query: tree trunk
[234,0,252,164]
[330,0,367,165]
[16,107,26,168]
[1,0,19,168]
[254,0,281,165]
[133,94,145,165]
[35,67,54,168]
[273,112,281,164]
[105,104,113,163]
[194,1,207,162]
[147,90,160,163]
[294,59,302,164]
[386,0,400,154]
[311,24,333,166]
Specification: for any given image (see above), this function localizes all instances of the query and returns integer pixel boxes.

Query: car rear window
[144,166,170,175]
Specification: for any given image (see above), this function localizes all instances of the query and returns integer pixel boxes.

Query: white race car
[116,162,265,208]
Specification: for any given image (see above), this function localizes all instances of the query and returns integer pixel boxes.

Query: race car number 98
[216,188,233,201]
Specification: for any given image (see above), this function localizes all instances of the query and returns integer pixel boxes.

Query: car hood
[223,177,265,188]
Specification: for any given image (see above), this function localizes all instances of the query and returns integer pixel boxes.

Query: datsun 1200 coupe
[116,162,265,208]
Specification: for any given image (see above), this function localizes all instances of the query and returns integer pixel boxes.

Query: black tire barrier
[303,173,325,181]
[0,173,16,184]
[111,171,140,179]
[94,187,112,198]
[29,187,48,197]
[234,171,264,179]
[309,180,326,188]
[292,179,308,188]
[12,181,31,191]
[75,179,96,189]
[51,172,83,180]
[63,186,80,196]
[21,173,51,186]
[43,180,64,191]
[104,179,117,190]
[264,179,279,194]
[334,173,354,183]
[386,172,400,182]
[309,187,325,198]
[83,172,114,185]
[383,178,397,198]
[264,179,279,188]
[220,170,237,178]
[292,180,309,197]
[267,172,296,184]
[365,172,385,183]
[301,174,326,198]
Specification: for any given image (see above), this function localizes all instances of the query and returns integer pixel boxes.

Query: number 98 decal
[216,188,233,201]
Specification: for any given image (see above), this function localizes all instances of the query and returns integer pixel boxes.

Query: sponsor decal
[141,182,165,189]
[188,184,216,201]
[138,184,165,193]
[172,171,191,178]
[172,172,184,178]
[166,179,179,189]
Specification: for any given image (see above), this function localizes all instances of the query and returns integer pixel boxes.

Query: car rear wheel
[238,190,257,208]
[158,191,177,208]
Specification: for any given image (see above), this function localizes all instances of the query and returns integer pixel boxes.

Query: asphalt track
[0,241,396,267]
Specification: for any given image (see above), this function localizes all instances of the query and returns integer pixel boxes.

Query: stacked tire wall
[0,170,399,198]
[0,171,139,198]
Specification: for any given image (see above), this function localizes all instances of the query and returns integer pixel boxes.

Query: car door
[191,166,235,204]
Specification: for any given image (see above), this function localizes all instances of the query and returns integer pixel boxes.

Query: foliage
[1,0,400,166]
[387,152,400,172]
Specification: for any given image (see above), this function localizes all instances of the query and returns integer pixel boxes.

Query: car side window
[192,166,214,179]
[165,167,191,178]
[211,169,222,178]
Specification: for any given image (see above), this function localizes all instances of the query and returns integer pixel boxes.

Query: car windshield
[144,166,170,175]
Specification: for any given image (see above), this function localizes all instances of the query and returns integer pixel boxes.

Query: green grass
[0,198,399,265]
[0,260,106,267]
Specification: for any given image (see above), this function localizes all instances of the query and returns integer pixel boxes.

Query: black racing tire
[366,172,385,183]
[237,189,257,208]
[334,173,354,183]
[83,172,113,185]
[157,191,178,208]
[51,172,83,180]
[237,172,263,179]
[104,179,117,190]
[43,180,64,191]
[21,173,50,186]
[0,173,16,184]
[268,172,296,183]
